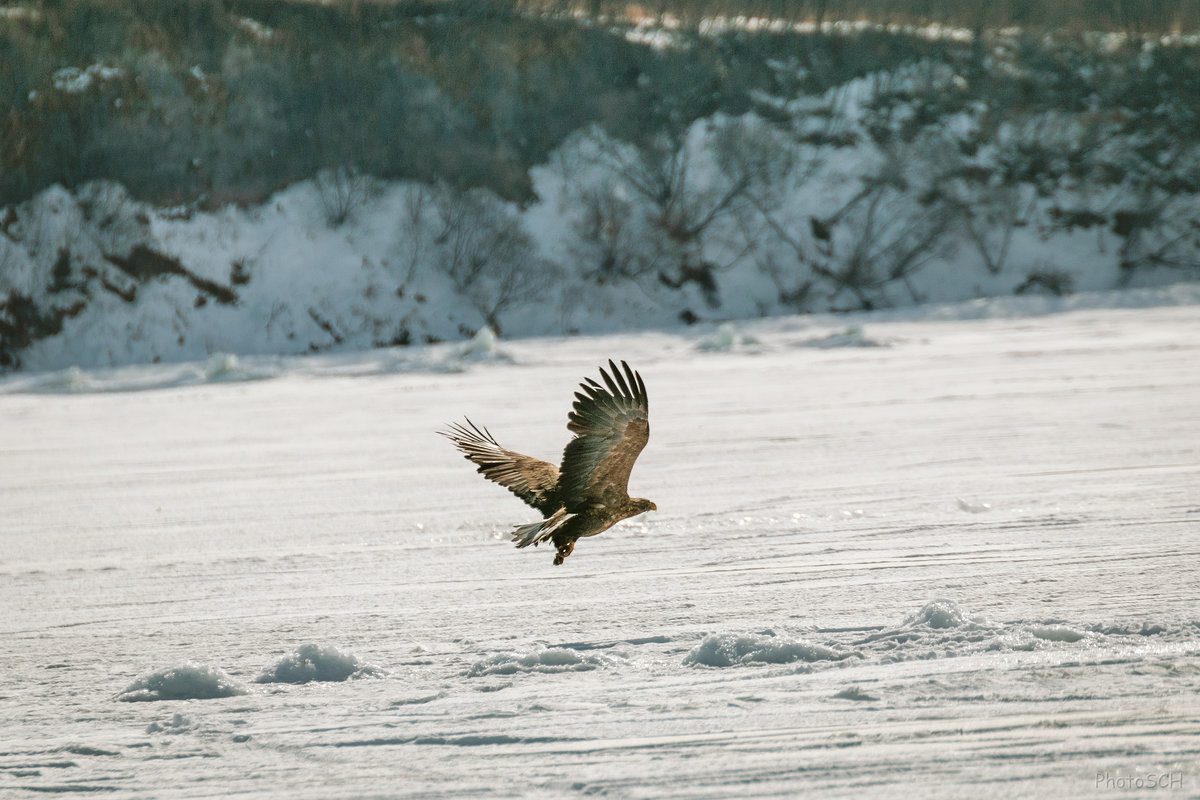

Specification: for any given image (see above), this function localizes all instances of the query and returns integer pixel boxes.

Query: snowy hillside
[3,301,1198,796]
[5,13,1200,372]
[3,97,1199,374]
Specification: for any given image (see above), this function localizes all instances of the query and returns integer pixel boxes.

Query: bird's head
[633,497,657,514]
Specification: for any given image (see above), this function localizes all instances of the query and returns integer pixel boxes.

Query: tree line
[531,0,1199,34]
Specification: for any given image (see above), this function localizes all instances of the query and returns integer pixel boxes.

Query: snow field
[2,299,1199,797]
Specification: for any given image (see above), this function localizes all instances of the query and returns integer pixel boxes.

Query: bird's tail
[512,508,573,548]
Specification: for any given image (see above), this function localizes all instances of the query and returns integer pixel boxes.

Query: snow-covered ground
[2,295,1199,797]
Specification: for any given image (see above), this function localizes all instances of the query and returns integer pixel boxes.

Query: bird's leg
[553,539,575,566]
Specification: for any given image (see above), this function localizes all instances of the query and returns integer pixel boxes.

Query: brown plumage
[440,360,655,565]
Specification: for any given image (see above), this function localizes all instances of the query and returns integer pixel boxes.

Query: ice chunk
[797,326,890,349]
[697,322,761,352]
[203,352,280,383]
[1029,625,1089,643]
[41,366,94,392]
[204,353,242,380]
[956,498,993,513]
[462,326,497,356]
[456,326,513,363]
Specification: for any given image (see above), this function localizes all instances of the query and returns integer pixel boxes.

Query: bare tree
[712,115,797,211]
[1109,140,1200,282]
[315,166,380,228]
[742,126,957,311]
[588,124,758,247]
[923,123,1035,276]
[571,180,643,280]
[944,179,1032,275]
[836,173,952,307]
[560,119,779,296]
[394,183,432,283]
[429,184,551,332]
[1114,195,1200,283]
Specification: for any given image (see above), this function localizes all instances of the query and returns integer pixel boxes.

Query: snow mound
[797,326,891,349]
[854,601,1119,660]
[117,663,247,702]
[254,643,382,684]
[683,632,852,668]
[146,712,194,734]
[984,624,1094,652]
[204,353,279,383]
[1093,622,1173,637]
[696,323,762,352]
[851,600,1000,659]
[833,686,879,702]
[466,648,608,677]
[904,599,979,629]
[21,366,95,393]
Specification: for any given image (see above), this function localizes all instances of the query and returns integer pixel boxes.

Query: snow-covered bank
[2,303,1197,796]
[1,281,1197,395]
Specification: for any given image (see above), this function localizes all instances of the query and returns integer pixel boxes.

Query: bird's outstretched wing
[440,419,561,515]
[556,360,649,512]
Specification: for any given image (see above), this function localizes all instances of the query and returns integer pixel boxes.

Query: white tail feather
[512,508,573,548]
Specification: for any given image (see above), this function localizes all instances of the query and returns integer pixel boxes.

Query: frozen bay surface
[2,293,1199,797]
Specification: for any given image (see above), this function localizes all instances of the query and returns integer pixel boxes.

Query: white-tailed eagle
[441,360,655,565]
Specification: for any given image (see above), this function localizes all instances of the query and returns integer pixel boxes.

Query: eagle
[441,360,655,565]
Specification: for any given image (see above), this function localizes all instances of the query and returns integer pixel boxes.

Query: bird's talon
[553,540,575,565]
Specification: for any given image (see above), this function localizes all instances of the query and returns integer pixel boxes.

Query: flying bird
[441,360,655,565]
